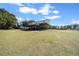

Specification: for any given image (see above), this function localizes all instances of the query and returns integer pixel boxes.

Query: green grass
[0,29,79,56]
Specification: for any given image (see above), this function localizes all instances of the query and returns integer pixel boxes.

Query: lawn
[0,29,79,56]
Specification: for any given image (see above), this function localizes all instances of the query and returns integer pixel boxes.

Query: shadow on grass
[20,28,49,32]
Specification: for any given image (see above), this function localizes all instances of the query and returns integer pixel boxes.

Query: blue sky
[0,3,79,26]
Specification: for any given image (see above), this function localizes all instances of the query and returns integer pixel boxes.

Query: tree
[0,8,17,29]
[73,24,79,29]
[21,20,37,30]
[39,23,50,29]
[21,19,50,30]
[21,20,28,27]
[39,19,50,30]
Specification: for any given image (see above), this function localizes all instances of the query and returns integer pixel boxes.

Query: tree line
[51,24,79,30]
[0,8,50,30]
[0,8,79,30]
[0,8,17,29]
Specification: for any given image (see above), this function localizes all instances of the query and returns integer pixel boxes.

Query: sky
[0,3,79,26]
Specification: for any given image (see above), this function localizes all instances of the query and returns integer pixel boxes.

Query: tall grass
[0,30,79,55]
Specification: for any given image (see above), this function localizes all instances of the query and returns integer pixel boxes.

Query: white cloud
[19,4,52,15]
[41,18,45,20]
[31,8,38,14]
[38,9,49,15]
[45,16,61,20]
[19,7,38,14]
[19,7,32,13]
[38,4,53,15]
[53,10,59,14]
[43,4,54,9]
[10,3,24,6]
[19,4,59,16]
[72,20,79,24]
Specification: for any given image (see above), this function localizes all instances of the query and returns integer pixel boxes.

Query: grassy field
[0,29,79,56]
